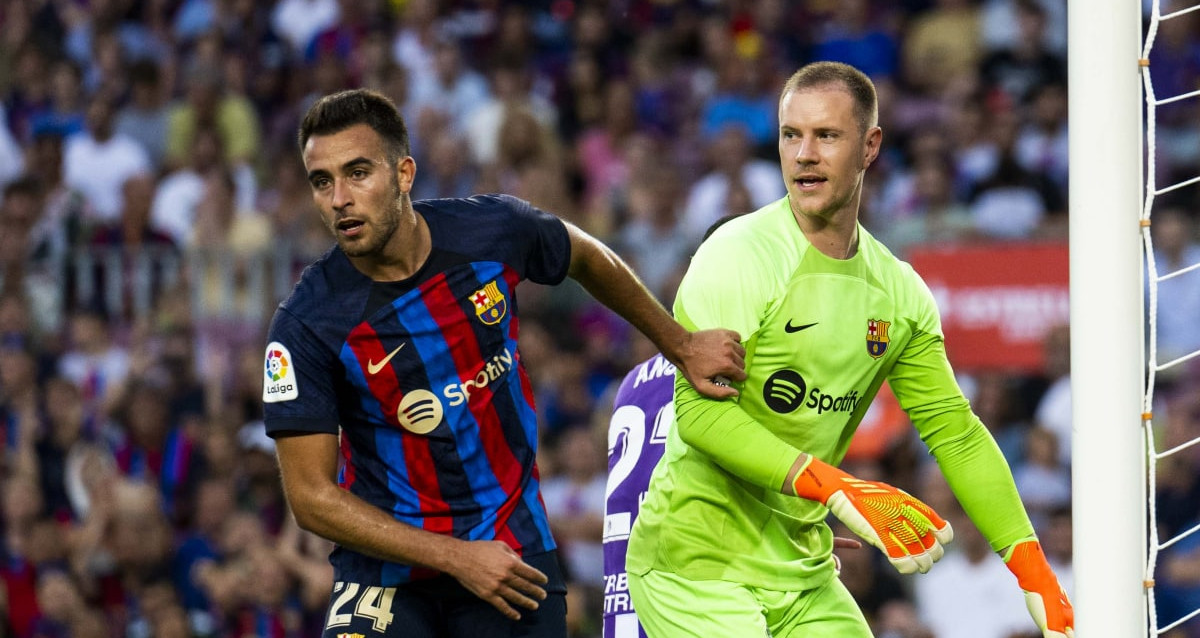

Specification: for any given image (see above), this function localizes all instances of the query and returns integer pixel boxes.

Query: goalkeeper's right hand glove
[791,454,954,574]
[1003,539,1075,638]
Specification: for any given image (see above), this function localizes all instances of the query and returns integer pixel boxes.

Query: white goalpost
[1068,0,1147,635]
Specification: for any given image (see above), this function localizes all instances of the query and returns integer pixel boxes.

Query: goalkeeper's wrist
[1002,538,1054,585]
[789,454,849,504]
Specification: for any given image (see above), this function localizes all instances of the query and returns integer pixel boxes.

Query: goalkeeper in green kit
[625,61,1074,638]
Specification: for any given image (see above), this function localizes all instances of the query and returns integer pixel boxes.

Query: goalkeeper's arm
[671,374,954,575]
[891,331,1074,638]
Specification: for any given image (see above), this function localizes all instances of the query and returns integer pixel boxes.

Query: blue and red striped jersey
[262,194,571,586]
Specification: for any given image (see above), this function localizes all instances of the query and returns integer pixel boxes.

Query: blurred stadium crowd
[2,0,1200,636]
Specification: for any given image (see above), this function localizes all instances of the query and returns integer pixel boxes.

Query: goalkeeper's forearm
[672,374,805,493]
[926,412,1036,551]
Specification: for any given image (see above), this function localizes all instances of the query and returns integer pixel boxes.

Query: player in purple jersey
[265,89,747,638]
[603,354,677,638]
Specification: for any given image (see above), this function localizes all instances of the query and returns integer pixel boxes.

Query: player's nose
[331,178,353,209]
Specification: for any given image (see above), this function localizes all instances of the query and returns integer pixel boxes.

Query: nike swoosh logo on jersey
[784,320,818,333]
[367,344,406,375]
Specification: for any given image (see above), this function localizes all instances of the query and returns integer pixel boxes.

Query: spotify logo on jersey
[397,390,444,434]
[763,370,807,413]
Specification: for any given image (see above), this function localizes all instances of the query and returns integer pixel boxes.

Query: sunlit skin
[303,123,430,281]
[778,85,882,259]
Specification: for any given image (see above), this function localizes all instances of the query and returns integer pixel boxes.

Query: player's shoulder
[859,228,925,284]
[277,246,368,321]
[414,193,531,225]
[697,199,796,259]
[417,193,561,251]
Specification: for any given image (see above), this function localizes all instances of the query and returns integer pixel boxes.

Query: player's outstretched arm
[274,432,548,620]
[563,221,746,399]
[1002,539,1075,638]
[785,452,954,575]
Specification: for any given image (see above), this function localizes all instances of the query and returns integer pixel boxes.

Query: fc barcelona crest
[471,281,508,325]
[866,319,890,359]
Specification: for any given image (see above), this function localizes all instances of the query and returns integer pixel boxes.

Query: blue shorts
[321,551,567,638]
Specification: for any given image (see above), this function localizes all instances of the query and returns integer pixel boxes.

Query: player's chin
[338,236,377,257]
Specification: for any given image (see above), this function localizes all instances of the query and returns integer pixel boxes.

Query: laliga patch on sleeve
[263,341,299,402]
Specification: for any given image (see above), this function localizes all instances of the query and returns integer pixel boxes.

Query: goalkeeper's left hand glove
[791,454,953,574]
[1003,539,1075,638]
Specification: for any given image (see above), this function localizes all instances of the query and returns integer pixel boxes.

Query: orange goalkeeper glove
[1003,539,1075,638]
[791,454,953,574]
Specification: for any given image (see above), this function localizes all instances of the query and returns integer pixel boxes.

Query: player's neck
[795,209,859,260]
[355,207,432,282]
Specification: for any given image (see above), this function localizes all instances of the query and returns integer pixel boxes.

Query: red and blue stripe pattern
[335,260,554,585]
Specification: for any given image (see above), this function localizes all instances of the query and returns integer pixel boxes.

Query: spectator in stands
[34,376,94,521]
[1012,426,1072,528]
[63,90,151,224]
[1033,323,1072,468]
[27,59,86,141]
[1150,206,1200,376]
[873,155,975,258]
[0,177,42,299]
[575,78,638,227]
[616,164,695,300]
[902,0,983,97]
[1014,80,1069,194]
[979,0,1066,106]
[811,0,900,82]
[541,427,608,624]
[967,143,1064,240]
[88,173,178,322]
[109,379,202,526]
[913,507,1034,638]
[152,127,255,246]
[271,0,341,57]
[681,124,784,240]
[0,104,24,187]
[56,304,131,421]
[465,52,558,171]
[407,34,491,142]
[698,32,779,152]
[115,59,171,170]
[164,61,262,178]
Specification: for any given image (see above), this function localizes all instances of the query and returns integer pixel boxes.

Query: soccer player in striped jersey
[262,89,745,638]
[626,62,1074,638]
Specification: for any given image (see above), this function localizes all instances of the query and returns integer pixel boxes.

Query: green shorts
[627,569,871,638]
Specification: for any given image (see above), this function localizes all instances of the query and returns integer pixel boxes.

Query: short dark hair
[780,62,878,134]
[298,89,410,163]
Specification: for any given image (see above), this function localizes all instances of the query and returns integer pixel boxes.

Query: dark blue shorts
[320,551,567,638]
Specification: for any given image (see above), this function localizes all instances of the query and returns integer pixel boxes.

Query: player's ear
[862,126,882,170]
[396,156,416,193]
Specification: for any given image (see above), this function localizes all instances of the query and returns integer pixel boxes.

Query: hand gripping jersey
[262,194,570,586]
[603,354,676,638]
[627,197,1033,592]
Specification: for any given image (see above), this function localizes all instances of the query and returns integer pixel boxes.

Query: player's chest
[753,274,907,373]
[339,264,518,391]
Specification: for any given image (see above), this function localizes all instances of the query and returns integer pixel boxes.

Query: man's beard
[338,176,403,258]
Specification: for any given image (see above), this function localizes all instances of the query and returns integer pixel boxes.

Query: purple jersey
[603,354,676,638]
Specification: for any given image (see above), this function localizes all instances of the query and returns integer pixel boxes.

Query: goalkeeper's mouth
[793,174,827,191]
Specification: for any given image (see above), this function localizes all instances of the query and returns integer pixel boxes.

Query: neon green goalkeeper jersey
[626,198,1034,591]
